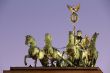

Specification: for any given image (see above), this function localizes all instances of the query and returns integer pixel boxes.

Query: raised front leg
[24,55,30,66]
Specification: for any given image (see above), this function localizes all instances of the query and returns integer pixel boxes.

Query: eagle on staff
[67,4,80,23]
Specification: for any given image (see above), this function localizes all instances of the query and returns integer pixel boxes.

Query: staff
[67,3,80,45]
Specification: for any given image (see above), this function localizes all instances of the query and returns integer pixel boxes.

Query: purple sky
[0,0,110,73]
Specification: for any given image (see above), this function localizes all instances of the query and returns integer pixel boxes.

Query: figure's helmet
[77,30,82,36]
[69,31,73,35]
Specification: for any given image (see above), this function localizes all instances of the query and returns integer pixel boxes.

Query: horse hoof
[29,65,32,67]
[25,63,27,65]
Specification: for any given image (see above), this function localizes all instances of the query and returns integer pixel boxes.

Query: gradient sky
[0,0,110,73]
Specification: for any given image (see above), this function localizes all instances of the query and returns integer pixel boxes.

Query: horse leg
[51,59,55,67]
[34,59,37,67]
[93,51,98,66]
[24,55,30,66]
[40,56,49,67]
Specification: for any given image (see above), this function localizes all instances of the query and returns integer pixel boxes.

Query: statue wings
[67,4,80,13]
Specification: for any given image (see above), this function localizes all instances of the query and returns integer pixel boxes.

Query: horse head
[89,32,99,49]
[25,35,36,47]
[25,35,31,45]
[45,33,52,46]
[91,32,99,43]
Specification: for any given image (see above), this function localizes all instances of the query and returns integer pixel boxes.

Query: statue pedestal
[3,67,103,73]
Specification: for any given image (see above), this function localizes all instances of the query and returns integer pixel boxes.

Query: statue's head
[85,35,89,39]
[45,33,52,44]
[77,30,82,36]
[69,31,73,37]
[84,34,90,45]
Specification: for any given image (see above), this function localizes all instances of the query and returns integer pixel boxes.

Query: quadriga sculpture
[24,32,99,67]
[24,3,99,67]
